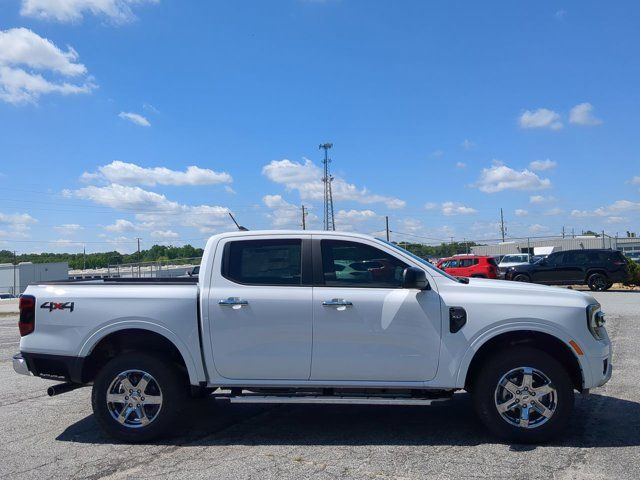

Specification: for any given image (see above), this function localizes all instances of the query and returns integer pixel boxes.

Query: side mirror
[402,267,430,290]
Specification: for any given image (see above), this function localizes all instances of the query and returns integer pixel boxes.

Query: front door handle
[218,297,249,307]
[322,299,353,307]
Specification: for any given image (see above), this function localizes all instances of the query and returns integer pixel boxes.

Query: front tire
[471,347,574,443]
[92,352,188,443]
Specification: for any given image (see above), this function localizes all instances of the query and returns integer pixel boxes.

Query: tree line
[398,241,478,259]
[0,244,204,270]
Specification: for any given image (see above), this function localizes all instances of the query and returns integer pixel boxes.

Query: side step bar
[212,394,452,406]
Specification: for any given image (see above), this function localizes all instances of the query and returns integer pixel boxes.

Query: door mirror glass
[402,267,430,290]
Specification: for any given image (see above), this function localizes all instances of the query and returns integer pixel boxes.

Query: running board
[212,394,452,406]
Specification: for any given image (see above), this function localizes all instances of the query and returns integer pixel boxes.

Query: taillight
[19,295,36,336]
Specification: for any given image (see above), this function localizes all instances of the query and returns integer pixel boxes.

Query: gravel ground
[0,291,639,479]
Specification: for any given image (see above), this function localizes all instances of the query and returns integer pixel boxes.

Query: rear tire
[92,352,188,443]
[587,273,608,291]
[513,274,530,282]
[471,346,574,443]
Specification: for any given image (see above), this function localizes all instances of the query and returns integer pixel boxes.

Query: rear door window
[223,239,302,286]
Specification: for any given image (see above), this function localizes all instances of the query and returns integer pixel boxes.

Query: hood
[464,276,597,305]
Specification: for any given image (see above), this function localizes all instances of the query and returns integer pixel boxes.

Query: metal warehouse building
[0,262,68,296]
[471,236,640,257]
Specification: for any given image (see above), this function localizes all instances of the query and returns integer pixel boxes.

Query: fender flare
[78,318,205,385]
[454,321,588,388]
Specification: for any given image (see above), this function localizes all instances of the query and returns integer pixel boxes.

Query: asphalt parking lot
[1,291,639,480]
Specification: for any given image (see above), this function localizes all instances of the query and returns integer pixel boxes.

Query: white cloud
[455,162,466,169]
[543,207,564,216]
[569,102,602,126]
[53,223,83,234]
[83,160,232,186]
[461,139,475,150]
[529,159,557,171]
[262,158,405,209]
[529,224,550,234]
[118,111,150,127]
[425,202,477,216]
[335,209,378,222]
[476,163,551,193]
[441,202,477,216]
[150,229,179,240]
[518,108,563,130]
[20,0,159,23]
[262,194,306,228]
[555,9,567,20]
[0,27,95,104]
[104,219,136,232]
[606,216,627,224]
[515,209,528,217]
[571,200,640,218]
[430,150,444,158]
[64,184,230,232]
[529,195,555,204]
[630,176,640,186]
[0,212,37,226]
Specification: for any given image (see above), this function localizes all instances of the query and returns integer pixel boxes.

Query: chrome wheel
[106,369,163,429]
[494,366,557,429]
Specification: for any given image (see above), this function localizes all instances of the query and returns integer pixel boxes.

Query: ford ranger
[13,230,612,443]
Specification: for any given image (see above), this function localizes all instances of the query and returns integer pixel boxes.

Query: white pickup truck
[13,230,611,443]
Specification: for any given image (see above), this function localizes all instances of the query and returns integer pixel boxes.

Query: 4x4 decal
[40,301,75,312]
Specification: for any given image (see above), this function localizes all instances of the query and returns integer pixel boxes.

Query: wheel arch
[79,324,200,385]
[462,329,584,393]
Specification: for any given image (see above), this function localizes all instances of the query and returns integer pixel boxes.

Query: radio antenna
[229,212,248,231]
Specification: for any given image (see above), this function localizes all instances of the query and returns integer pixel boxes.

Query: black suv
[504,249,630,291]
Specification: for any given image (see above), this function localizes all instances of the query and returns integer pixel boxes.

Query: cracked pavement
[1,291,639,479]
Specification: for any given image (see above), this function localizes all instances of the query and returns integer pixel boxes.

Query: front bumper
[13,353,31,376]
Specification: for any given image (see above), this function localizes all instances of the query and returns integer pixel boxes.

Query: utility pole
[13,250,17,297]
[301,205,307,230]
[500,208,506,242]
[83,244,86,272]
[319,143,335,231]
[136,238,141,278]
[385,216,390,241]
[561,226,565,238]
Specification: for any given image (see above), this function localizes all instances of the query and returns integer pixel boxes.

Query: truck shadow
[56,392,640,448]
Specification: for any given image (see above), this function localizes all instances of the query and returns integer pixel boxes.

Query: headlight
[587,303,606,340]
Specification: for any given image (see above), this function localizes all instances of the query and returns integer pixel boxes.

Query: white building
[471,236,640,257]
[0,262,68,295]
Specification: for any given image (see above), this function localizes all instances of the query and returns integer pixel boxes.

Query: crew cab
[437,255,499,279]
[13,231,612,443]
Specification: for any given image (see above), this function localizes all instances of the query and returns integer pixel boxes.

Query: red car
[436,255,499,279]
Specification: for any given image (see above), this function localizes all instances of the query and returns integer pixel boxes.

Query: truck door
[207,236,312,380]
[310,237,441,382]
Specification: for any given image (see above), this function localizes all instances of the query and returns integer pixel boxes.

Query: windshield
[378,239,462,282]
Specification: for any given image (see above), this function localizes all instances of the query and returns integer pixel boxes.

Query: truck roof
[208,230,378,241]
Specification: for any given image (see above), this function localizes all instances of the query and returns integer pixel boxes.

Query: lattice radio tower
[319,143,335,231]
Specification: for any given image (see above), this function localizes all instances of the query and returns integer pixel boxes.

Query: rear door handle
[218,297,249,306]
[322,299,353,307]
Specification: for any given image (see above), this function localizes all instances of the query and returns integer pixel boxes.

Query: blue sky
[1,0,639,253]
